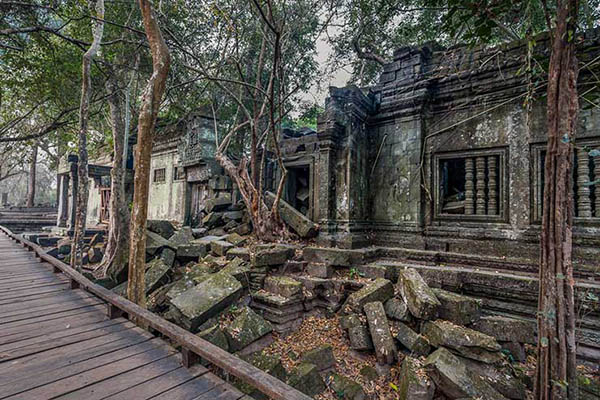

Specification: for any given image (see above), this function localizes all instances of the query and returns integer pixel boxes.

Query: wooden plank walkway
[0,232,248,400]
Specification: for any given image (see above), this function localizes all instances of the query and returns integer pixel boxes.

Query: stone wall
[148,142,186,223]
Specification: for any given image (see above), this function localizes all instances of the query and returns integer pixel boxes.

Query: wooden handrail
[0,225,311,400]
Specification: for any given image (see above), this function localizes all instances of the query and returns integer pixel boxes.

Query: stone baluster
[487,156,498,215]
[475,156,486,215]
[464,158,475,215]
[577,148,592,218]
[595,155,600,217]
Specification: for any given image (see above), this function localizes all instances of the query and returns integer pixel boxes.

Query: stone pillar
[577,148,592,218]
[464,158,475,215]
[475,156,486,215]
[56,175,70,227]
[317,140,337,222]
[68,163,78,229]
[487,156,498,215]
[595,155,600,217]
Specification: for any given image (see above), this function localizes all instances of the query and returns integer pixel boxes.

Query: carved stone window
[434,148,506,221]
[532,140,600,222]
[153,168,166,183]
[173,166,185,181]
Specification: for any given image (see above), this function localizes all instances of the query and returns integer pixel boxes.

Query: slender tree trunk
[127,0,170,307]
[98,73,130,280]
[26,144,37,207]
[535,1,579,399]
[71,0,104,269]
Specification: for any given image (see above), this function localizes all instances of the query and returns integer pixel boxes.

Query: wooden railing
[0,224,310,400]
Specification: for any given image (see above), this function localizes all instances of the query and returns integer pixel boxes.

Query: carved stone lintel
[465,158,475,215]
[577,149,592,218]
[475,156,486,215]
[487,156,498,215]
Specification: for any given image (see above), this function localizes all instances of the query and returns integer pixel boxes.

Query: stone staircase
[0,207,57,233]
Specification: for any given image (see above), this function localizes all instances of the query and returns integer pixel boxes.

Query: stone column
[595,155,600,217]
[317,140,337,222]
[577,148,592,218]
[475,156,486,215]
[487,156,498,215]
[68,164,78,229]
[464,158,475,215]
[56,175,70,227]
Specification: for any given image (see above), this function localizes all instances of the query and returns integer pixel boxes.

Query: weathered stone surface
[146,230,172,255]
[211,240,234,256]
[205,196,232,213]
[224,307,273,352]
[306,263,333,278]
[166,266,212,301]
[223,211,243,222]
[301,345,335,371]
[147,283,173,312]
[345,278,394,313]
[461,357,526,399]
[176,243,208,259]
[328,373,366,400]
[146,220,175,240]
[235,352,287,399]
[397,268,440,320]
[431,288,481,325]
[191,228,207,238]
[340,313,362,330]
[422,320,503,364]
[159,247,176,267]
[395,322,431,356]
[500,341,527,362]
[287,363,326,397]
[398,357,435,400]
[302,247,367,267]
[471,315,536,344]
[264,276,303,299]
[169,226,194,247]
[348,325,373,351]
[364,301,397,365]
[225,232,246,246]
[202,212,223,228]
[265,191,318,238]
[251,244,295,267]
[359,365,379,381]
[218,257,250,286]
[233,222,252,235]
[170,273,242,331]
[424,348,508,400]
[197,325,229,351]
[227,247,250,261]
[144,258,171,295]
[384,297,410,321]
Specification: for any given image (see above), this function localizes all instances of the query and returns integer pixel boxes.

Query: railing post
[181,347,200,368]
[69,278,80,289]
[107,304,124,319]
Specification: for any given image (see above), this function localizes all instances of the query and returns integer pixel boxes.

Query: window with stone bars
[173,166,185,181]
[153,168,166,183]
[434,149,506,220]
[533,141,600,222]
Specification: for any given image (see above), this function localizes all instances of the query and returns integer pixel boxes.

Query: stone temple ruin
[16,29,600,399]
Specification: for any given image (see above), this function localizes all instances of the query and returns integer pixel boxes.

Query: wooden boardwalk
[0,232,248,400]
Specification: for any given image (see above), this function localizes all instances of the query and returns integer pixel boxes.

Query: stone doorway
[284,164,311,218]
[189,182,209,226]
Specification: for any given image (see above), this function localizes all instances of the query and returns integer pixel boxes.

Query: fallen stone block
[287,363,326,397]
[431,288,481,325]
[384,298,411,322]
[395,322,431,357]
[159,247,176,267]
[397,268,440,320]
[235,352,287,400]
[218,258,250,287]
[226,247,250,261]
[328,373,366,400]
[197,325,229,352]
[422,320,503,364]
[251,244,295,267]
[471,315,536,344]
[144,258,171,294]
[146,220,175,240]
[146,230,172,256]
[302,246,368,267]
[398,357,435,400]
[211,240,234,256]
[233,222,252,236]
[340,313,362,330]
[169,226,194,247]
[461,357,526,399]
[147,283,173,312]
[500,341,527,363]
[345,278,394,313]
[170,273,242,331]
[223,211,243,222]
[225,232,246,246]
[176,243,208,260]
[265,191,318,238]
[264,276,303,299]
[306,263,333,278]
[424,348,508,400]
[202,212,223,229]
[191,228,207,238]
[205,196,232,213]
[224,306,273,352]
[348,325,373,351]
[364,301,397,365]
[300,345,335,371]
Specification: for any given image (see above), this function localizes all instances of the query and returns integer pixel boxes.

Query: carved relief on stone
[475,156,486,215]
[577,148,592,218]
[465,157,475,215]
[487,156,498,215]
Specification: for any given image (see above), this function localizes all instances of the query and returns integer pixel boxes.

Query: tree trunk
[26,144,37,207]
[71,0,104,269]
[98,73,130,280]
[535,1,579,399]
[127,0,170,307]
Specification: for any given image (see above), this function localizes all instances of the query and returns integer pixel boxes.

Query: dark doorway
[284,165,310,216]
